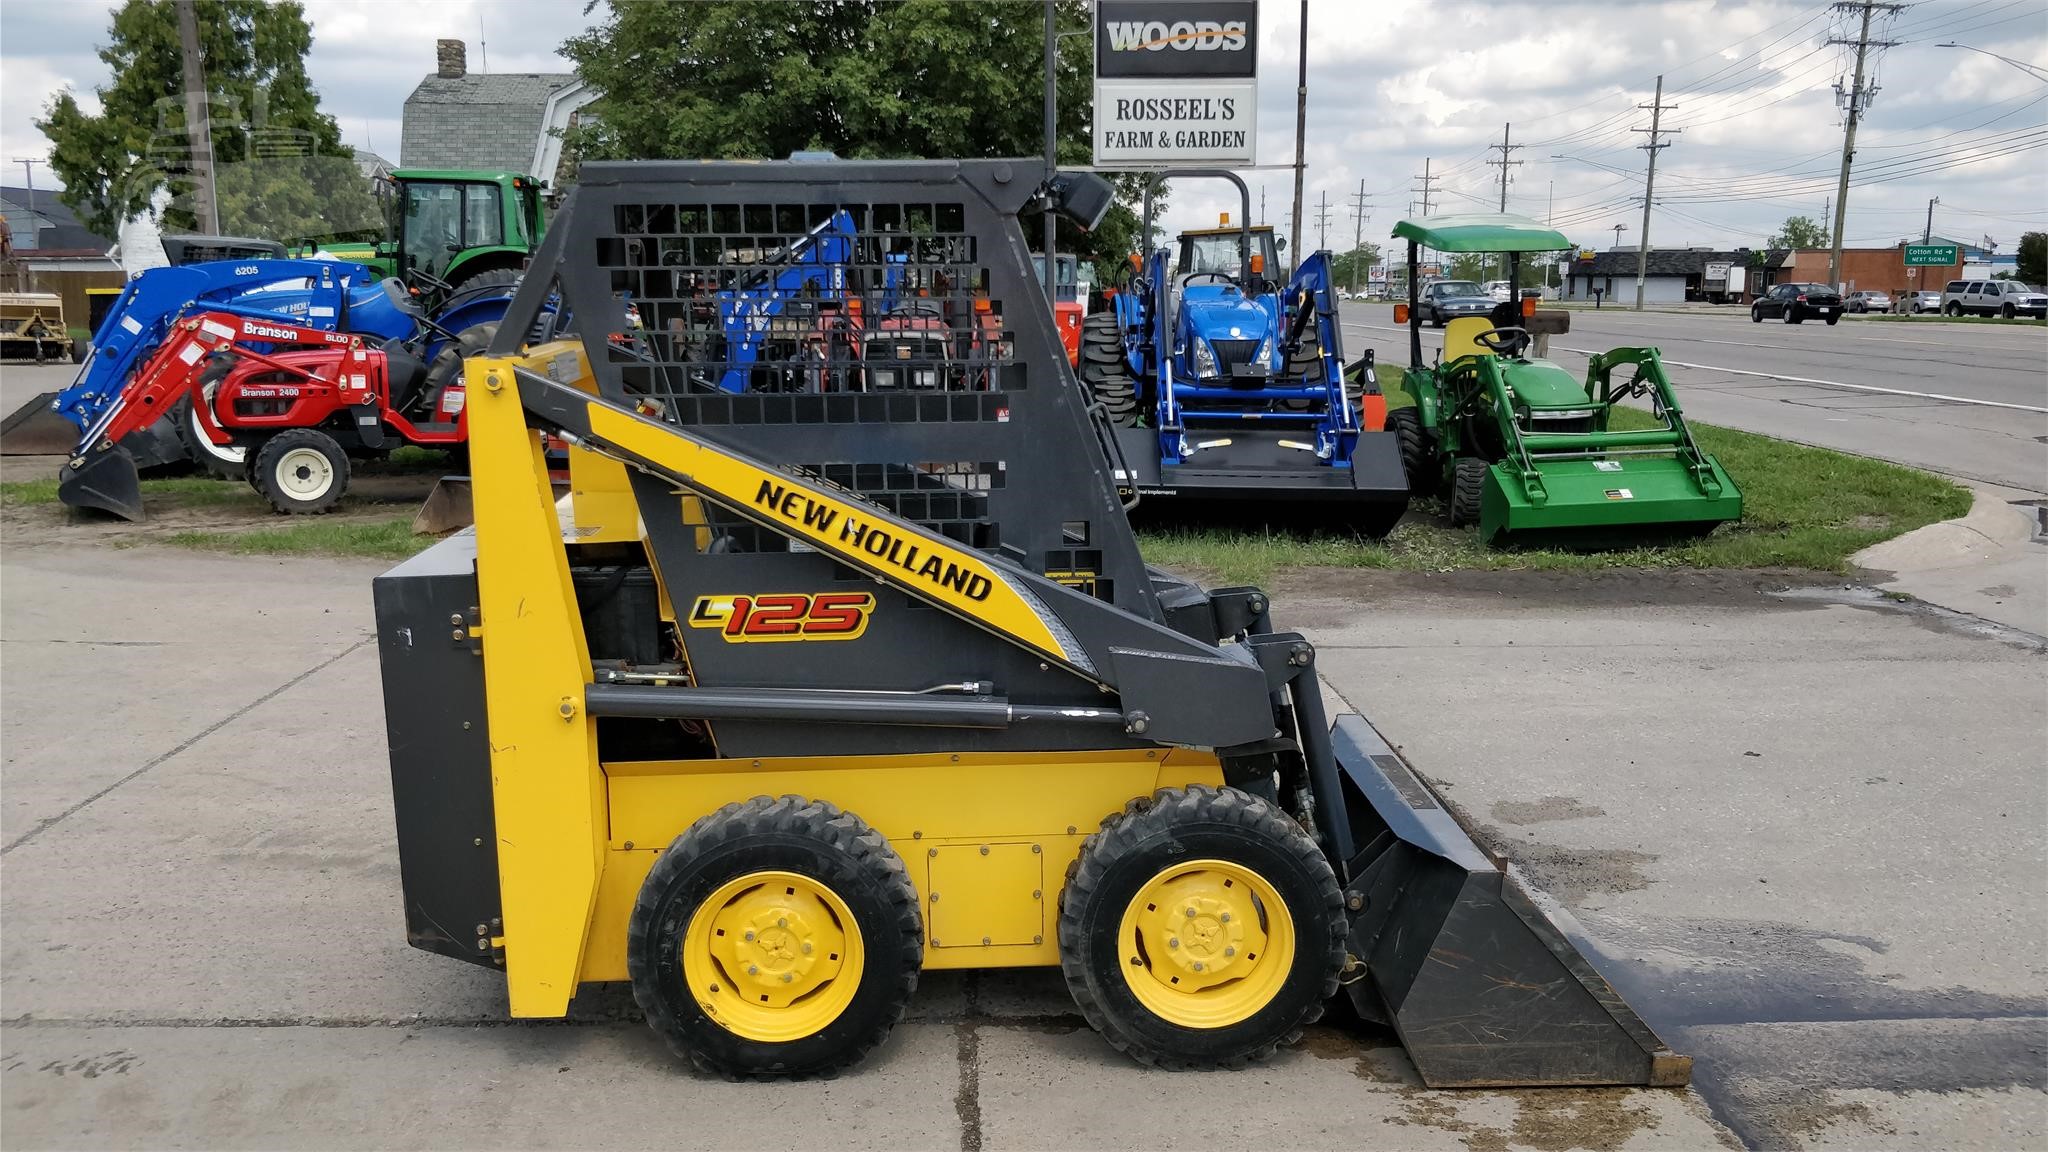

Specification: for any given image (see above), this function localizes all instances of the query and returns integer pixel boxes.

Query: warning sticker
[1593,461,1621,472]
[1604,488,1634,500]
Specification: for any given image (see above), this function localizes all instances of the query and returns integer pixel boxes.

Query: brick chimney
[436,39,466,79]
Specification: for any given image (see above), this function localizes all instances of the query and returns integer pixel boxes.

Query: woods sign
[1093,1,1258,168]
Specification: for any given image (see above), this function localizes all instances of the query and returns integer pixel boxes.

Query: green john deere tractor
[303,168,546,296]
[1387,213,1741,545]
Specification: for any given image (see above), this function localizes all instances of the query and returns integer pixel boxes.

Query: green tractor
[303,168,546,296]
[1387,214,1741,545]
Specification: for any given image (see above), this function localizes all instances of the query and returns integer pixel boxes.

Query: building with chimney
[399,39,592,186]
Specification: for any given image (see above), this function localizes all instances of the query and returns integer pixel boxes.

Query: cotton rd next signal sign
[1093,1,1257,168]
[1903,244,1959,267]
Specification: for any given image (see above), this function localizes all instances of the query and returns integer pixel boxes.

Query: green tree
[560,0,1145,272]
[1769,215,1828,249]
[36,0,375,242]
[1328,243,1382,291]
[2017,232,2046,287]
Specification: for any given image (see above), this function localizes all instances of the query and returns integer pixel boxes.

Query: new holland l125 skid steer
[373,160,1686,1085]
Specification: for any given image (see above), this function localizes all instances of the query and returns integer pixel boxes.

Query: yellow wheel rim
[1116,858,1295,1029]
[681,870,864,1043]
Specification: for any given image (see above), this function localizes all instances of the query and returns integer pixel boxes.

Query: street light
[1937,42,2048,83]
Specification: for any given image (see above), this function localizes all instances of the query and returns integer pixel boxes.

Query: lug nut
[781,972,793,983]
[1185,907,1196,918]
[1220,912,1231,924]
[1169,937,1180,949]
[1225,947,1236,958]
[1193,961,1205,972]
[801,942,813,954]
[777,918,787,928]
[744,931,755,942]
[747,964,760,975]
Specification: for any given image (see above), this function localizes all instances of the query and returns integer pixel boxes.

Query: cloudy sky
[2,0,2042,255]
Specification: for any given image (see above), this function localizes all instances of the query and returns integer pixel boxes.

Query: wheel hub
[275,447,332,499]
[1132,872,1264,992]
[1116,858,1294,1029]
[682,870,862,1041]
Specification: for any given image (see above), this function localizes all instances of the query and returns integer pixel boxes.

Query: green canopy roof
[1390,214,1572,254]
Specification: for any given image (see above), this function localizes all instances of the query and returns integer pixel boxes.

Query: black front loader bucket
[1,393,76,455]
[58,443,145,522]
[1330,715,1691,1088]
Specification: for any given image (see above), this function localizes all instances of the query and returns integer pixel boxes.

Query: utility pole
[1630,75,1678,311]
[1486,122,1523,278]
[1314,189,1331,252]
[1411,158,1439,270]
[1347,179,1370,294]
[1288,0,1308,261]
[1040,1,1056,304]
[174,0,218,234]
[1826,1,1905,290]
[1611,223,1627,248]
[1259,185,1266,226]
[1821,196,1830,235]
[1917,195,1939,290]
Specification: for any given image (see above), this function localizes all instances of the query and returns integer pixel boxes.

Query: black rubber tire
[1386,407,1437,496]
[251,427,349,515]
[1751,306,1763,323]
[2002,303,2016,320]
[420,322,499,417]
[627,795,922,1080]
[1783,307,1800,324]
[1079,312,1142,426]
[71,341,86,364]
[1448,456,1488,528]
[443,266,522,300]
[1825,314,1839,326]
[1945,302,1962,317]
[174,366,246,479]
[1057,784,1344,1070]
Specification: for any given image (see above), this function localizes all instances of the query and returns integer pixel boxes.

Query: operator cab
[1175,225,1280,293]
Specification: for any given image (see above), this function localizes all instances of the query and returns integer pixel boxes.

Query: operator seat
[1442,316,1494,363]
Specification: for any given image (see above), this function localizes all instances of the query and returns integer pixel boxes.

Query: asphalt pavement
[3,544,2043,1150]
[1342,305,2048,495]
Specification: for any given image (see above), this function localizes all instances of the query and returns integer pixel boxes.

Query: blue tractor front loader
[1079,172,1408,534]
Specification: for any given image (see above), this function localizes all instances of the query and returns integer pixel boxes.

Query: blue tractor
[2,258,520,474]
[1079,173,1409,533]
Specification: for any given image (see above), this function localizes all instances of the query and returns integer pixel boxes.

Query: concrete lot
[1341,305,2048,495]
[3,541,2042,1150]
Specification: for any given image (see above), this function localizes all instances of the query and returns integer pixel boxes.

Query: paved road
[4,543,2042,1149]
[1342,306,2048,494]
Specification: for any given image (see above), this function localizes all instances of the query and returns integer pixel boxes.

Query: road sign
[1093,2,1258,168]
[1903,244,1959,267]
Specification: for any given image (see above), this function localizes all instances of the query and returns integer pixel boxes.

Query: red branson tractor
[58,311,481,520]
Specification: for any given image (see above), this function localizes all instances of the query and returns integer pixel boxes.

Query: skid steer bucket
[1330,716,1689,1087]
[410,475,473,535]
[0,393,75,455]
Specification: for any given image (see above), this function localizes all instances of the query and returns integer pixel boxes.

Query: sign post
[1093,2,1258,169]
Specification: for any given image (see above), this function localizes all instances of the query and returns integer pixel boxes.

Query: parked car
[1417,279,1498,326]
[1894,290,1942,315]
[1844,290,1892,314]
[1752,282,1843,325]
[1941,279,2048,319]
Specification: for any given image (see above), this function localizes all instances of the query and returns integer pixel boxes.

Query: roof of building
[1570,248,1788,277]
[404,73,576,107]
[0,187,116,251]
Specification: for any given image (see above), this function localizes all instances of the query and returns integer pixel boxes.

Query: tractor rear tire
[1079,312,1142,427]
[420,322,499,418]
[442,266,523,302]
[1386,407,1437,496]
[252,428,349,515]
[627,795,922,1079]
[1057,784,1345,1070]
[1449,457,1488,528]
[175,370,247,479]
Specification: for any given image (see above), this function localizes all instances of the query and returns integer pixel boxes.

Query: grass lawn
[10,412,1969,575]
[1137,407,1970,584]
[151,517,424,561]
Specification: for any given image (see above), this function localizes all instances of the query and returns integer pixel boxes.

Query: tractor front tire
[1079,313,1142,427]
[1449,456,1488,528]
[252,428,349,515]
[1386,407,1437,496]
[421,322,499,418]
[175,372,247,479]
[1057,784,1345,1070]
[627,795,922,1079]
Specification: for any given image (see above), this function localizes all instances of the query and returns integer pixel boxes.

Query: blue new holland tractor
[1079,173,1408,533]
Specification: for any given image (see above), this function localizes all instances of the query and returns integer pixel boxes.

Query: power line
[1314,189,1332,252]
[1486,122,1524,211]
[1411,158,1440,216]
[1347,179,1371,294]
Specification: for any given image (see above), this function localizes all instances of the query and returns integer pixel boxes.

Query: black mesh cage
[497,159,1158,620]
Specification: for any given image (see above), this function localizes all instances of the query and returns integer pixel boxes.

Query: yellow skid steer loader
[372,159,1686,1085]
